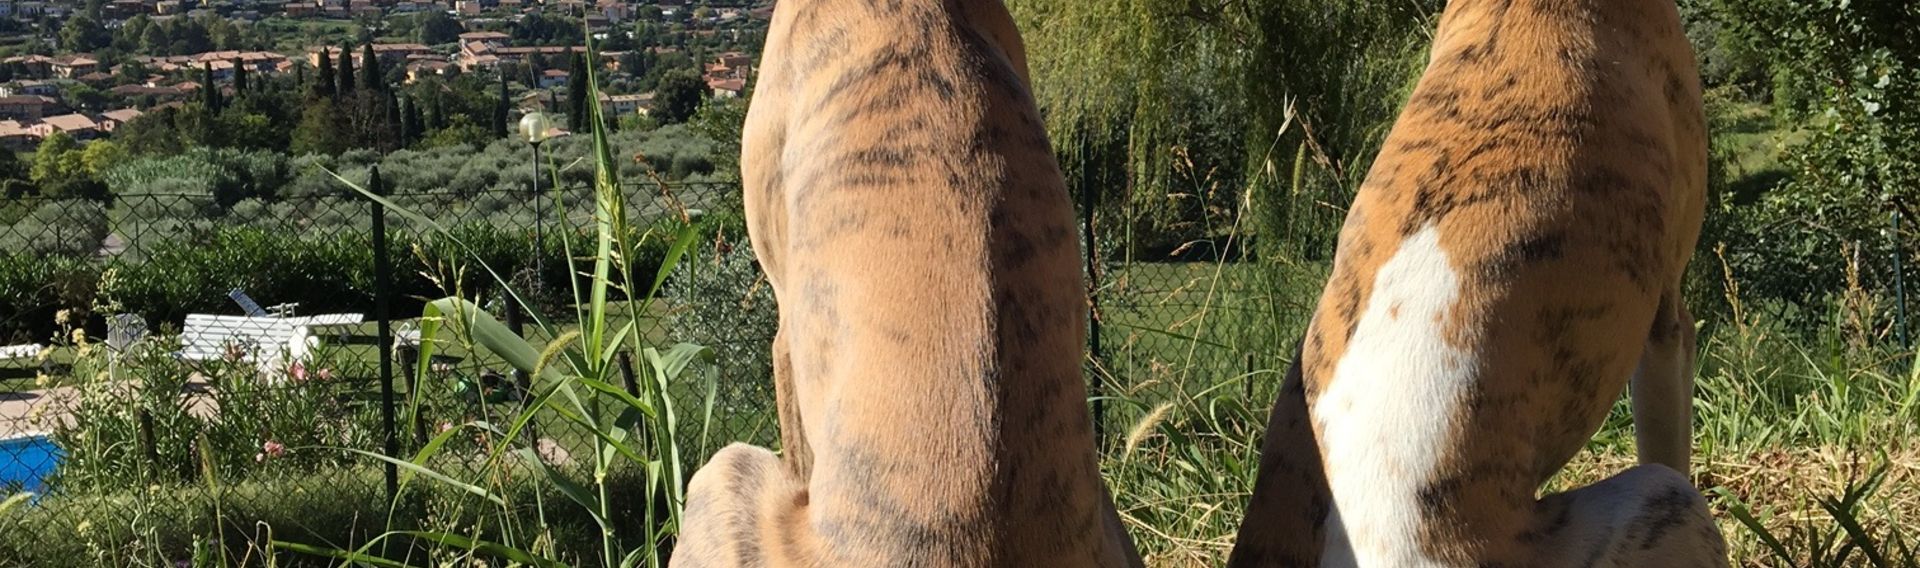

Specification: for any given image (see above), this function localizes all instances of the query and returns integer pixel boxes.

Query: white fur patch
[1315,224,1473,567]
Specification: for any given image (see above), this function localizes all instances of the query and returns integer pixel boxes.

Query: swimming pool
[0,434,60,494]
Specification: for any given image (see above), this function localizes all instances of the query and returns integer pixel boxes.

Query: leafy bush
[0,464,663,568]
[665,231,776,441]
[0,254,100,343]
[99,227,374,328]
[46,336,383,494]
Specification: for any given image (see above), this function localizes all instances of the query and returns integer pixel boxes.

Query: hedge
[0,212,743,342]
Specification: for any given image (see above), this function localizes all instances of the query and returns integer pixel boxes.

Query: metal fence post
[1081,148,1106,443]
[505,301,537,442]
[1892,209,1911,355]
[371,166,400,512]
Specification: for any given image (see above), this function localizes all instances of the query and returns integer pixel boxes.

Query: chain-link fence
[0,181,777,564]
[0,177,1318,563]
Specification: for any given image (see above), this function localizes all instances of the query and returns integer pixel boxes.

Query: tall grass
[272,31,712,568]
[1096,246,1920,566]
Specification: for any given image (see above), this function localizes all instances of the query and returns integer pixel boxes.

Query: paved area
[0,386,78,438]
[0,380,220,439]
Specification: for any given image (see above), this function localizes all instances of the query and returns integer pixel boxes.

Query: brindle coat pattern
[1230,0,1726,565]
[671,1,1141,566]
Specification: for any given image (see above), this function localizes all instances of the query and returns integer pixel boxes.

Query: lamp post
[519,111,556,303]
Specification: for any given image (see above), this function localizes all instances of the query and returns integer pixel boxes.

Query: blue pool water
[0,434,60,494]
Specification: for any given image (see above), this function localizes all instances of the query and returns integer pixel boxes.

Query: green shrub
[45,336,387,494]
[0,463,663,568]
[665,233,776,447]
[0,254,100,343]
[100,227,373,329]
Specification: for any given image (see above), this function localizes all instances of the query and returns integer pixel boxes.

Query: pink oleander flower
[262,440,286,459]
[288,362,308,383]
[315,368,334,381]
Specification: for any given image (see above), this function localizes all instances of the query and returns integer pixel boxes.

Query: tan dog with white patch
[670,1,1143,566]
[1228,0,1728,566]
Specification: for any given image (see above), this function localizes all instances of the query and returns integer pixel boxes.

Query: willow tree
[1010,0,1226,261]
[1235,0,1438,262]
[1011,0,1440,263]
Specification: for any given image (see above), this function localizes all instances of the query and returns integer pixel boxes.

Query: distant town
[0,0,766,154]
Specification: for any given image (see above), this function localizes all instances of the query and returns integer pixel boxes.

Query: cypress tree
[360,43,382,93]
[566,51,587,131]
[427,95,446,131]
[493,73,509,139]
[201,63,222,112]
[231,57,248,94]
[383,93,401,149]
[337,42,356,95]
[316,48,335,98]
[403,96,424,144]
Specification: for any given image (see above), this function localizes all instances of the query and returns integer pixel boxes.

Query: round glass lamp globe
[519,112,554,144]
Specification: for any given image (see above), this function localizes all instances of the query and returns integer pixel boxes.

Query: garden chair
[178,291,363,383]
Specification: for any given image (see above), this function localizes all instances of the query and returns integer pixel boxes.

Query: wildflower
[287,361,308,383]
[69,327,87,346]
[33,372,50,389]
[76,520,92,535]
[54,309,72,326]
[262,439,286,458]
[315,368,334,382]
[35,346,52,363]
[437,422,453,434]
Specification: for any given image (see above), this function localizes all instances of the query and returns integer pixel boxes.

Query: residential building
[138,51,292,76]
[0,0,15,17]
[706,77,744,99]
[2,55,55,77]
[51,56,100,79]
[0,80,59,97]
[703,51,753,82]
[0,95,56,121]
[458,38,619,72]
[406,59,452,82]
[307,43,433,68]
[0,120,39,151]
[517,89,560,113]
[601,93,650,116]
[458,31,511,43]
[29,113,102,140]
[538,69,569,89]
[99,108,143,131]
[110,84,194,105]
